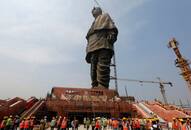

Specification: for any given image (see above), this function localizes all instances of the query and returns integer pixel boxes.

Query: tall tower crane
[168,38,191,93]
[111,77,173,104]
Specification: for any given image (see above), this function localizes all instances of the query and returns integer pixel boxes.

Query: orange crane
[111,77,173,104]
[168,38,191,94]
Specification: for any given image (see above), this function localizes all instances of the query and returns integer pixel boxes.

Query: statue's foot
[98,84,107,89]
[91,84,108,89]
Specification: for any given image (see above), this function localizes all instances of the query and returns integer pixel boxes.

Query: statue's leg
[97,49,112,89]
[90,53,98,88]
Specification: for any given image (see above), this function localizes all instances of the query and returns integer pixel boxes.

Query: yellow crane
[168,38,191,94]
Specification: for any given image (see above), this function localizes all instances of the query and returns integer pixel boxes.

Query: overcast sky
[0,0,191,105]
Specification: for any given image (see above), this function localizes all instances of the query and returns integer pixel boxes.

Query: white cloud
[0,22,85,64]
[0,0,87,65]
[0,45,77,64]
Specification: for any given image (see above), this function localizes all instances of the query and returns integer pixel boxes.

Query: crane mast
[168,38,191,93]
[159,82,168,105]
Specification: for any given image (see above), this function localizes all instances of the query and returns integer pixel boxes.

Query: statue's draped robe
[86,13,118,63]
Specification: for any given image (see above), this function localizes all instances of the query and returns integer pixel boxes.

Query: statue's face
[92,7,102,18]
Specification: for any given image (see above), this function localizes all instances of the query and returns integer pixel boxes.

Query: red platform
[46,87,137,118]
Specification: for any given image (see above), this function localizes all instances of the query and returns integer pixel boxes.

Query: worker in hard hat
[122,118,128,130]
[172,118,180,130]
[24,117,30,130]
[6,115,13,130]
[19,119,25,130]
[0,116,7,130]
[95,118,101,130]
[178,118,184,130]
[112,118,119,130]
[182,118,190,130]
[145,119,152,130]
[60,117,67,130]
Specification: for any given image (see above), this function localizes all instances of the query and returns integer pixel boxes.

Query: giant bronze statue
[86,7,118,89]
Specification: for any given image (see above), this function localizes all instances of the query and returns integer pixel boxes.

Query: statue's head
[92,7,102,18]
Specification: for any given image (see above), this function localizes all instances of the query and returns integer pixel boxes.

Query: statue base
[46,86,136,119]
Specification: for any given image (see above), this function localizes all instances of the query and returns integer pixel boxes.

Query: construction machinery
[111,77,173,104]
[168,38,191,93]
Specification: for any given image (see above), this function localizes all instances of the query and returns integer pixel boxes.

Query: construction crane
[168,38,191,94]
[111,77,173,104]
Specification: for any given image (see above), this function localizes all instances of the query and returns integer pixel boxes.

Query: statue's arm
[107,28,118,44]
[102,13,118,44]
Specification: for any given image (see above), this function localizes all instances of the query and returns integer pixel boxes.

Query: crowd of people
[82,117,161,130]
[0,115,191,130]
[171,118,191,130]
[0,115,34,130]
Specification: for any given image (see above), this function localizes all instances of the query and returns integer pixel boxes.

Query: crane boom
[168,38,191,94]
[111,76,172,104]
[113,78,172,86]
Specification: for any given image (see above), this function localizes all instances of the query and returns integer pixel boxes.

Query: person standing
[85,118,90,130]
[50,117,56,130]
[71,117,78,130]
[122,119,128,130]
[39,119,45,130]
[102,118,108,130]
[29,117,34,130]
[112,119,119,130]
[60,117,67,130]
[14,116,20,130]
[24,118,30,130]
[182,119,191,130]
[109,118,113,129]
[135,119,141,130]
[19,120,24,130]
[172,118,180,130]
[57,116,62,130]
[95,118,101,130]
[91,119,95,130]
[0,117,7,130]
[6,116,13,130]
[145,120,152,130]
[66,118,71,130]
[83,118,86,128]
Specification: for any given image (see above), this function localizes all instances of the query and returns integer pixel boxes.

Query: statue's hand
[107,31,117,44]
